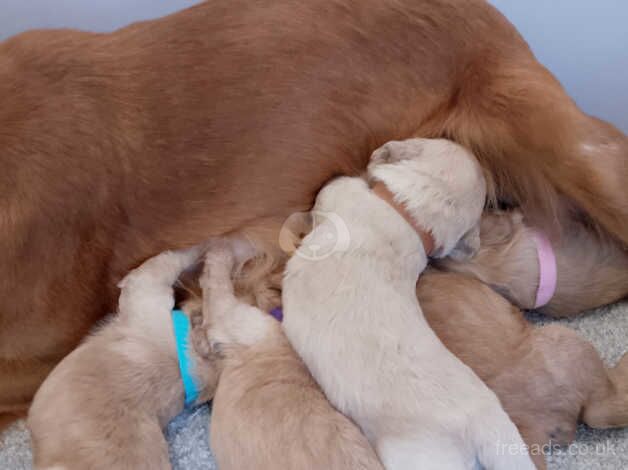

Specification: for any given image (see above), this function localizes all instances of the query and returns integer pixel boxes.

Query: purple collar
[269,306,283,322]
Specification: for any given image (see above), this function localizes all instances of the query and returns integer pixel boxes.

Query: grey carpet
[2,302,626,469]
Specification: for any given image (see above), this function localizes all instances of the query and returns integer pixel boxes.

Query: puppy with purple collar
[282,138,536,469]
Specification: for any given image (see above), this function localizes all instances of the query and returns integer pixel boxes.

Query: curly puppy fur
[28,248,220,470]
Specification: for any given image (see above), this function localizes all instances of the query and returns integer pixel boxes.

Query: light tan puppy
[417,270,628,470]
[28,247,220,470]
[282,139,535,469]
[195,239,383,470]
[438,210,628,317]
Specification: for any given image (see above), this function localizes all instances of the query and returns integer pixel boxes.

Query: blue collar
[171,309,201,407]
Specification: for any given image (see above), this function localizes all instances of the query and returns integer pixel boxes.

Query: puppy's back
[28,313,181,470]
[211,328,383,470]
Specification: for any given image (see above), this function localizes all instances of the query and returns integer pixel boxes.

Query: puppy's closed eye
[448,224,481,261]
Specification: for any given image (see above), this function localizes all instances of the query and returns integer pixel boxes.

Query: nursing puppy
[3,0,628,423]
[195,240,383,470]
[283,139,534,469]
[438,210,628,317]
[28,247,220,470]
[417,271,628,470]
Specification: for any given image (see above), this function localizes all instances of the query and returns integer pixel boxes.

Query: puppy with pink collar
[420,209,628,468]
[282,138,535,470]
[440,209,628,317]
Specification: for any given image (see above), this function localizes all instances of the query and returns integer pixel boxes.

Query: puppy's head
[368,138,486,258]
[436,209,540,310]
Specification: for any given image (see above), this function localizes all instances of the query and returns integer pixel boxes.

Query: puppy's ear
[370,144,393,166]
[278,211,313,255]
[370,140,424,166]
[448,223,481,261]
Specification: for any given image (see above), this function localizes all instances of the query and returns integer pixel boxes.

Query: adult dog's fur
[27,247,222,470]
[438,210,628,317]
[282,139,534,469]
[197,240,383,470]
[418,271,628,470]
[2,0,627,423]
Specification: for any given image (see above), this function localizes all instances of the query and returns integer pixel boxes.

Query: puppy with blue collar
[28,246,219,470]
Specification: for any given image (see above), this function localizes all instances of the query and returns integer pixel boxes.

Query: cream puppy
[282,139,535,470]
[28,247,219,470]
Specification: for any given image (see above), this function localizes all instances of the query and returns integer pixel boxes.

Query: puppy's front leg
[202,241,240,321]
[117,245,203,319]
[194,239,273,354]
[191,241,239,357]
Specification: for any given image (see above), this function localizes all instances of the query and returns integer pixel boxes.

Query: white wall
[1,0,626,132]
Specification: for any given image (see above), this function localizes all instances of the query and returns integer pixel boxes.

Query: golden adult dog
[1,0,627,425]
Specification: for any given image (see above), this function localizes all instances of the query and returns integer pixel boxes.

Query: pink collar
[531,230,557,308]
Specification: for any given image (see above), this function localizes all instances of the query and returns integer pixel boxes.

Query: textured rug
[1,302,626,470]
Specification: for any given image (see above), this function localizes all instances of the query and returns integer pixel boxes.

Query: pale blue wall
[0,1,200,39]
[490,0,627,132]
[1,0,626,132]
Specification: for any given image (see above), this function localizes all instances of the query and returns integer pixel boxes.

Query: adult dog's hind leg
[446,54,628,245]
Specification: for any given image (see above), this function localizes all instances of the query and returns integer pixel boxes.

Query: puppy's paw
[611,353,628,383]
[189,312,212,357]
[190,312,227,360]
[608,353,628,421]
[547,424,577,447]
